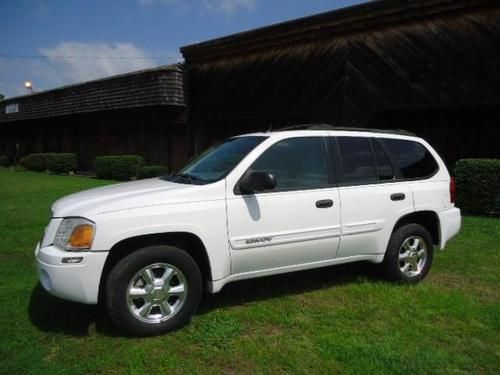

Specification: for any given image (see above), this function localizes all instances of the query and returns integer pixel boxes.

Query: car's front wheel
[105,245,202,336]
[382,223,434,283]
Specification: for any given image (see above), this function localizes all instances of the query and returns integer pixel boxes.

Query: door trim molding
[230,225,341,250]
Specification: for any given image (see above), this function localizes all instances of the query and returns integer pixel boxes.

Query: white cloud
[0,57,65,97]
[34,2,50,17]
[139,0,256,15]
[39,42,160,83]
[202,0,255,15]
[139,0,182,6]
[0,42,181,98]
[139,0,192,14]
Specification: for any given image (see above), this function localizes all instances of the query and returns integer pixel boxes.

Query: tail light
[450,176,457,204]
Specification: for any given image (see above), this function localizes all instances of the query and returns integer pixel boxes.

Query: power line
[0,54,181,60]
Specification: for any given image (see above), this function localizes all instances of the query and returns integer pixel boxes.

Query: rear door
[380,138,448,213]
[332,136,414,258]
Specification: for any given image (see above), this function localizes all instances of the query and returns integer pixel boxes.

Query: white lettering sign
[5,103,19,114]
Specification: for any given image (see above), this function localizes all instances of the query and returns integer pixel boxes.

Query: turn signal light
[69,224,94,249]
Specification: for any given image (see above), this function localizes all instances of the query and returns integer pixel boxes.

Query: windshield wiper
[165,173,205,184]
[174,173,196,183]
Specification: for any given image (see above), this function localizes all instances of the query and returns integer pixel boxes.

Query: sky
[0,0,366,98]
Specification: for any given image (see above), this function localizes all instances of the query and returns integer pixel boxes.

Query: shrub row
[455,158,500,215]
[136,165,169,179]
[0,155,9,167]
[95,155,169,180]
[95,155,145,181]
[14,153,167,180]
[20,153,77,174]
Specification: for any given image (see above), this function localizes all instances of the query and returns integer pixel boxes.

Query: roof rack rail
[277,123,417,136]
[278,124,334,131]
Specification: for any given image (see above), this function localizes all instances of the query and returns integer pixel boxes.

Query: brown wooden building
[0,65,188,171]
[1,0,499,171]
[181,0,500,164]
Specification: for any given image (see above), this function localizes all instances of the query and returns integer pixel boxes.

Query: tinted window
[382,139,438,179]
[337,137,377,183]
[250,137,329,190]
[373,140,394,180]
[178,136,266,182]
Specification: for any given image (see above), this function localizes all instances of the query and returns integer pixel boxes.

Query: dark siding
[187,40,348,153]
[184,4,500,163]
[0,106,187,171]
[0,64,188,171]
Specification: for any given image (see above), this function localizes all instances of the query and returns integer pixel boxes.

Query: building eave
[181,0,497,64]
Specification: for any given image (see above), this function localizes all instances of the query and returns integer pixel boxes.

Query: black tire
[105,245,202,336]
[382,223,434,283]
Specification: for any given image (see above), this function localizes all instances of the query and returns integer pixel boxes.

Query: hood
[52,178,192,218]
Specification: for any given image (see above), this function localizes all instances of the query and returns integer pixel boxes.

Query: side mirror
[239,171,277,194]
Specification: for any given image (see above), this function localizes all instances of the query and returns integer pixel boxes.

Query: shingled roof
[0,64,186,123]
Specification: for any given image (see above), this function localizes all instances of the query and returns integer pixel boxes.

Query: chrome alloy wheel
[398,236,428,278]
[127,263,187,324]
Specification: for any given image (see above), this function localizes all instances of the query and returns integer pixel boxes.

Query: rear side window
[372,140,394,180]
[251,137,329,190]
[337,137,377,183]
[382,139,438,179]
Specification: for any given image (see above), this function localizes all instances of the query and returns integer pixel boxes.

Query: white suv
[35,125,461,336]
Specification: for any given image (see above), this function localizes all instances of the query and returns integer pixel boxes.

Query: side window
[372,140,394,180]
[337,137,377,183]
[250,137,329,190]
[382,139,438,179]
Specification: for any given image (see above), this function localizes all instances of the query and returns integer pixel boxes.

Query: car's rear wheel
[382,223,434,283]
[105,245,202,336]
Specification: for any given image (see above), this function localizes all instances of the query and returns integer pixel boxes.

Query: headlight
[54,218,95,251]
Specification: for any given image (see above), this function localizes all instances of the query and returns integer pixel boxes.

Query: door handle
[316,199,333,208]
[390,193,406,201]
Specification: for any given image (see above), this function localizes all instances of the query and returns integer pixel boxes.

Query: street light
[24,81,33,93]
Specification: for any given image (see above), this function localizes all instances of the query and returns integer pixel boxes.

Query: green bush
[20,154,46,171]
[455,159,500,215]
[136,165,168,179]
[20,153,77,174]
[95,155,144,181]
[0,155,9,167]
[47,153,77,174]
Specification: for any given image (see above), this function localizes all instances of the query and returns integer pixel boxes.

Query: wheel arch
[392,210,440,246]
[98,232,212,303]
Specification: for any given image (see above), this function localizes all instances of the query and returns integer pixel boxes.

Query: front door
[226,136,341,275]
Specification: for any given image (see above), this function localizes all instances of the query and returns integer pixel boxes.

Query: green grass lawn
[0,169,499,374]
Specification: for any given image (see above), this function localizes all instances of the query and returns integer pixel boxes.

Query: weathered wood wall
[184,4,500,163]
[0,106,188,172]
[0,65,188,172]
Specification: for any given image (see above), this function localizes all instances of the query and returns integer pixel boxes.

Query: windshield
[164,136,267,184]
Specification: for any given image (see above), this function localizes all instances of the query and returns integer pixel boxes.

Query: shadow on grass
[29,261,380,336]
[198,261,380,314]
[28,283,119,337]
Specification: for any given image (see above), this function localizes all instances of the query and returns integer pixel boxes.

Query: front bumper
[35,243,108,304]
